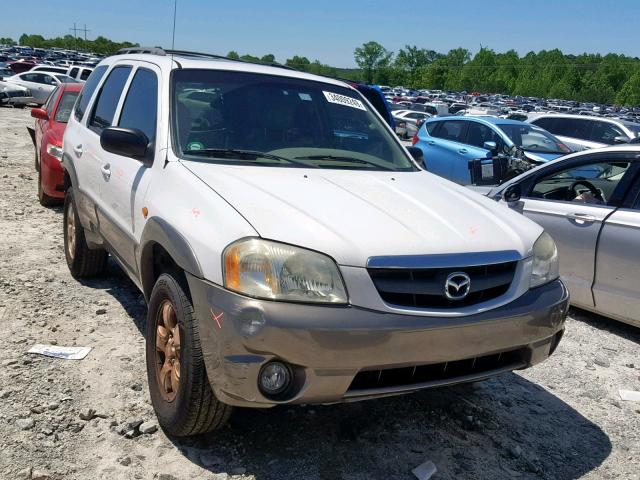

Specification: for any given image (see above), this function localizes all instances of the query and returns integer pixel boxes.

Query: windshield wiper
[183,148,319,168]
[294,154,395,171]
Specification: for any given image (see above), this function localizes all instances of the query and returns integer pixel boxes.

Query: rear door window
[73,65,108,122]
[88,66,132,133]
[553,118,592,140]
[69,67,79,79]
[117,68,158,143]
[80,69,92,81]
[431,120,467,143]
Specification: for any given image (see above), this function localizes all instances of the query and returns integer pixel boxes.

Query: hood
[523,151,564,163]
[183,163,542,267]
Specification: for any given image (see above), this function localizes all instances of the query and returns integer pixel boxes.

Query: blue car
[414,116,572,184]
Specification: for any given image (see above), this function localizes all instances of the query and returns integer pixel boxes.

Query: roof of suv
[105,49,348,89]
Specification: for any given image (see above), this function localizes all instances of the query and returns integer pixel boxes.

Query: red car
[28,83,82,206]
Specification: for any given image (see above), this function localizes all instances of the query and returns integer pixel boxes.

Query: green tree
[354,41,393,84]
[260,54,276,63]
[227,51,240,59]
[616,73,640,106]
[0,37,16,45]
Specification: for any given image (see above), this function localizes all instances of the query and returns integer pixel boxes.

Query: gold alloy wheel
[155,300,181,402]
[66,201,76,260]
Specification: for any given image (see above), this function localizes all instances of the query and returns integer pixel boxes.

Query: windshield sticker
[298,93,312,101]
[186,141,204,151]
[323,91,366,111]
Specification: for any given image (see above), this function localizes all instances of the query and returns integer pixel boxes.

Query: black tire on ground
[146,272,232,436]
[38,168,58,207]
[63,187,108,278]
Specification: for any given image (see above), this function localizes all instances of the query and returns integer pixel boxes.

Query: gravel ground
[0,106,639,480]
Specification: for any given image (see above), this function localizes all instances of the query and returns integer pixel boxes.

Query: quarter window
[89,66,132,133]
[74,65,108,122]
[118,68,158,143]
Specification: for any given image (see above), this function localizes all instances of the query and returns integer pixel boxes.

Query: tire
[63,187,108,278]
[38,168,58,207]
[146,272,232,436]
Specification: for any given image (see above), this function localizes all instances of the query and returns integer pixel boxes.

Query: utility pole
[69,23,90,51]
[70,23,79,51]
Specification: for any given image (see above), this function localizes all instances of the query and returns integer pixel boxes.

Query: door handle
[101,163,111,179]
[427,141,435,145]
[73,144,83,157]
[566,212,596,223]
[458,148,468,154]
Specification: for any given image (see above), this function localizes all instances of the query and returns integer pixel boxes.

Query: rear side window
[74,65,107,122]
[80,69,92,81]
[431,120,467,142]
[89,66,132,133]
[118,68,158,142]
[69,67,79,78]
[531,117,556,132]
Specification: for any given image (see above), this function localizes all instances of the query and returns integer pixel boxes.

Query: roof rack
[114,46,295,71]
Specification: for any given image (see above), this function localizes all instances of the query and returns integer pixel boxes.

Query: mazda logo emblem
[444,272,471,300]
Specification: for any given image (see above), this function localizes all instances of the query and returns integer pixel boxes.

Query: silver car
[4,71,79,104]
[485,146,640,327]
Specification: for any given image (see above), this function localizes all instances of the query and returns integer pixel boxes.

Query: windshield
[171,69,415,171]
[497,124,571,154]
[54,91,79,123]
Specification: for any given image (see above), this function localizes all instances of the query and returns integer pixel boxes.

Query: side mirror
[100,127,150,162]
[483,141,498,154]
[502,183,521,203]
[613,135,629,145]
[407,146,426,169]
[31,107,48,120]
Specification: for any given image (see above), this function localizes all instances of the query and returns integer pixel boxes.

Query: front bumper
[187,274,568,407]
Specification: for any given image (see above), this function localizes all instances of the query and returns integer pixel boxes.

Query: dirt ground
[0,105,639,480]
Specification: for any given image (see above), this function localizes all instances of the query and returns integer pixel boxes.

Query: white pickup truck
[61,48,568,436]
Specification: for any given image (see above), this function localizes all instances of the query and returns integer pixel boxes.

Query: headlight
[223,238,348,304]
[46,144,63,160]
[530,232,559,288]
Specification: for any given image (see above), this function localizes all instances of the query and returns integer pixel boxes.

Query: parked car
[0,80,35,106]
[529,114,640,151]
[414,116,571,184]
[66,65,94,82]
[61,48,568,436]
[392,110,430,139]
[483,146,640,327]
[27,83,82,205]
[4,71,79,104]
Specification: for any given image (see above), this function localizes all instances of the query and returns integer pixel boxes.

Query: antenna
[171,0,178,50]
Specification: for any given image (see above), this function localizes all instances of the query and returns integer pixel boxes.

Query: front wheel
[38,168,58,207]
[146,272,232,436]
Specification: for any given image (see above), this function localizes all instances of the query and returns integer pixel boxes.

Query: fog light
[259,362,291,395]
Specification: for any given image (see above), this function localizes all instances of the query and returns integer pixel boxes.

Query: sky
[1,0,639,67]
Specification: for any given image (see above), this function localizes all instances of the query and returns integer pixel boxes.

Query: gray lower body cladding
[186,274,569,407]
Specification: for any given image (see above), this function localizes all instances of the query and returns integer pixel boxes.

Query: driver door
[521,159,632,308]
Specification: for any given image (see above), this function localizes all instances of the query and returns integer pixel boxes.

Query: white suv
[62,48,569,436]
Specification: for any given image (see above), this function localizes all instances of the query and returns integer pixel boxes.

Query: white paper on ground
[412,460,437,480]
[619,389,640,402]
[28,344,92,360]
